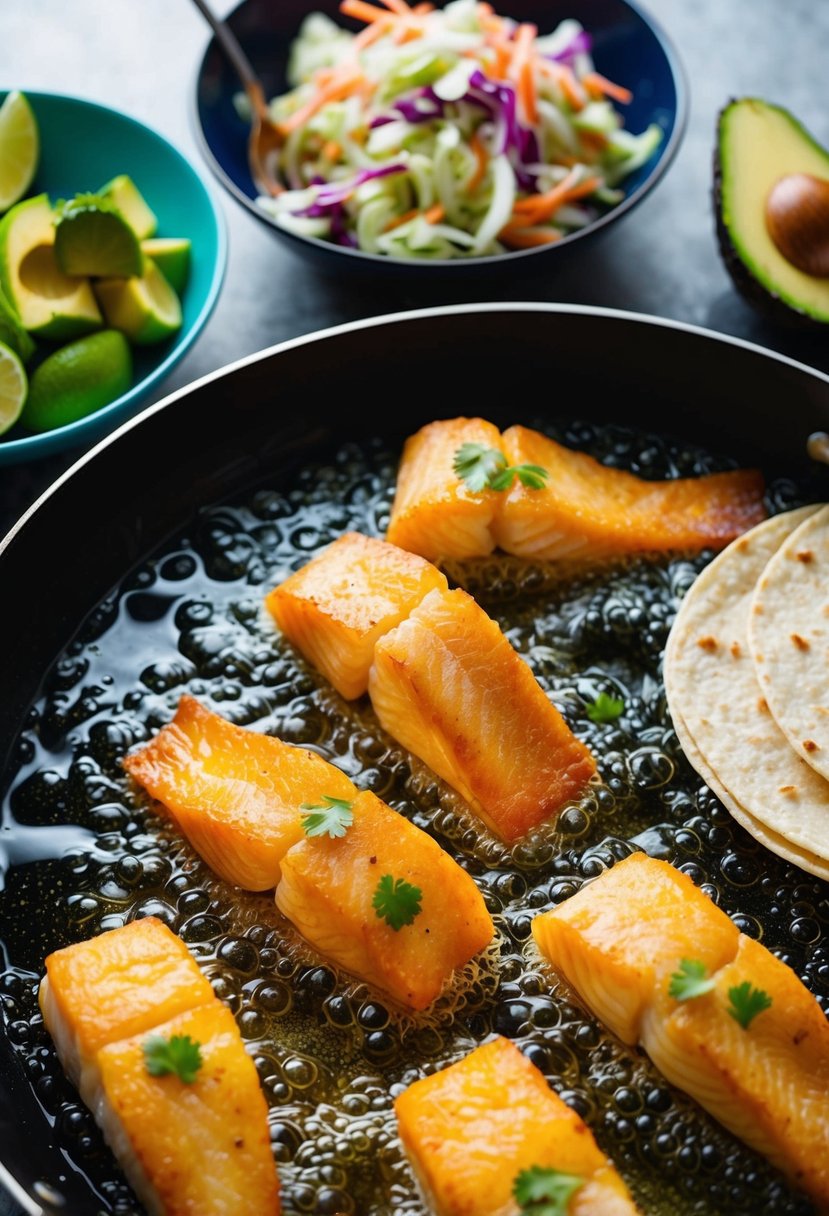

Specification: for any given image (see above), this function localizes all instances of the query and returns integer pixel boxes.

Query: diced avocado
[99,174,157,240]
[0,193,102,340]
[54,194,143,278]
[715,98,829,326]
[94,258,181,344]
[140,237,190,294]
[0,283,35,361]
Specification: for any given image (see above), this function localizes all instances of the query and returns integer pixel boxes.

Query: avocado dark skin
[712,100,827,330]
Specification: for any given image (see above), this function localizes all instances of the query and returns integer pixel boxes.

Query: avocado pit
[765,172,829,278]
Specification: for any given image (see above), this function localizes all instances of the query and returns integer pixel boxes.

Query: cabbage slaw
[255,0,663,258]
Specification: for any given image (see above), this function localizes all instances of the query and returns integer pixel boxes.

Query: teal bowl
[0,90,227,466]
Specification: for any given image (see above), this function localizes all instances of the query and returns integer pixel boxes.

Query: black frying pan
[1,304,828,1216]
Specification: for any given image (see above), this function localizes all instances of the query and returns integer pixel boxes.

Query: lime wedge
[54,194,143,278]
[21,329,132,432]
[0,338,28,435]
[140,237,190,294]
[0,283,35,362]
[95,258,182,344]
[0,91,39,214]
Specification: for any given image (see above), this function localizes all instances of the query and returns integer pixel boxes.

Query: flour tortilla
[749,504,829,784]
[670,692,829,881]
[664,506,829,865]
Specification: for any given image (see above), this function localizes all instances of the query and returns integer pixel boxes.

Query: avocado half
[714,98,829,327]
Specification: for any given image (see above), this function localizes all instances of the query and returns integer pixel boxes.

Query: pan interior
[0,401,826,1216]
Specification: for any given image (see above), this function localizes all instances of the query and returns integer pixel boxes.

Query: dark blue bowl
[194,0,687,273]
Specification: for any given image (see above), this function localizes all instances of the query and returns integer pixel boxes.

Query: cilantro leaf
[669,958,716,1002]
[372,873,422,931]
[453,442,508,492]
[142,1033,203,1084]
[513,463,549,489]
[453,444,549,494]
[513,1165,584,1215]
[726,980,773,1029]
[585,691,624,724]
[300,794,354,839]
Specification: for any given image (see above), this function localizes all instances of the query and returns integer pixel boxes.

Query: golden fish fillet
[368,586,596,842]
[265,530,448,699]
[123,695,357,889]
[496,426,767,560]
[532,853,829,1208]
[386,417,503,561]
[394,1035,640,1216]
[95,1001,280,1216]
[531,851,739,1044]
[40,919,281,1213]
[276,789,494,1010]
[39,916,215,1106]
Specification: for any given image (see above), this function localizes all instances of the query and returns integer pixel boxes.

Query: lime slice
[54,194,143,277]
[0,283,35,362]
[0,91,39,214]
[140,237,190,294]
[0,338,28,435]
[21,329,132,432]
[95,258,182,344]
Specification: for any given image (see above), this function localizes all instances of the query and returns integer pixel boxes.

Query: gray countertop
[2,0,828,529]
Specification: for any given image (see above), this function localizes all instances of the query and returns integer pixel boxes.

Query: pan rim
[3,300,829,559]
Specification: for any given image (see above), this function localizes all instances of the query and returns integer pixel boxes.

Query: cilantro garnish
[668,958,716,1002]
[372,874,422,931]
[453,443,549,493]
[726,980,773,1030]
[513,1165,584,1215]
[300,794,354,839]
[585,691,625,724]
[142,1033,203,1084]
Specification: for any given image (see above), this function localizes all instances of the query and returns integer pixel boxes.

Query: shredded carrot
[278,69,365,136]
[394,20,424,43]
[340,0,394,24]
[488,39,511,78]
[322,140,342,161]
[477,1,494,12]
[384,207,419,231]
[423,203,445,224]
[412,1,433,9]
[467,128,488,192]
[579,129,609,153]
[511,166,580,213]
[507,23,538,125]
[581,71,633,105]
[508,172,602,227]
[500,226,562,248]
[352,17,394,49]
[376,0,411,13]
[555,63,587,111]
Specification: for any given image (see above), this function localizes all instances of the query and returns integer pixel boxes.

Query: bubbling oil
[0,424,825,1216]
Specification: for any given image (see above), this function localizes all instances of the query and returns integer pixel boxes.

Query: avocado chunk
[715,98,829,326]
[99,175,157,240]
[140,237,190,294]
[0,193,102,340]
[54,193,144,278]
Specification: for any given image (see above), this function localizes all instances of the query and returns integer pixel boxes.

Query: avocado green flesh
[719,99,829,323]
[0,194,102,338]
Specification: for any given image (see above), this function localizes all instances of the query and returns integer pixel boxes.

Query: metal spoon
[190,0,284,196]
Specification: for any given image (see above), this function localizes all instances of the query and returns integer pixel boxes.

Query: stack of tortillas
[665,503,829,879]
